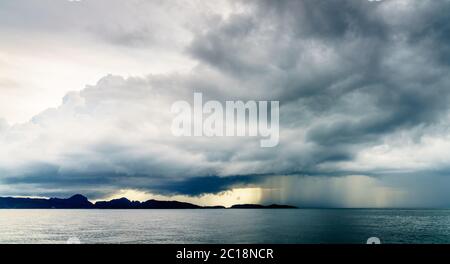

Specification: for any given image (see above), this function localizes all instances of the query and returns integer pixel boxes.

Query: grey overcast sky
[1,0,450,207]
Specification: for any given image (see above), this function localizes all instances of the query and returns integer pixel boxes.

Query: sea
[0,209,449,244]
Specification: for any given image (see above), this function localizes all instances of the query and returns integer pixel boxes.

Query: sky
[1,0,450,208]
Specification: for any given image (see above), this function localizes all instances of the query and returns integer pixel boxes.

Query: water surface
[0,209,449,244]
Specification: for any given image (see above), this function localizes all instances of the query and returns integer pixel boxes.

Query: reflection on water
[0,209,449,244]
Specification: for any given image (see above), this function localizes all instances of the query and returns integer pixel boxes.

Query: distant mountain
[49,194,94,209]
[0,194,93,209]
[94,198,202,209]
[0,195,297,209]
[0,197,51,209]
[231,204,298,209]
[95,198,140,209]
[140,199,201,209]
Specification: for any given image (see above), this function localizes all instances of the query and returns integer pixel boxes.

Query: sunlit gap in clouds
[99,188,263,208]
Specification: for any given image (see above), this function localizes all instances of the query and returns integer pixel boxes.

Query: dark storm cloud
[189,0,387,80]
[0,161,267,197]
[2,0,450,206]
[183,0,450,206]
[190,0,450,149]
[147,175,265,196]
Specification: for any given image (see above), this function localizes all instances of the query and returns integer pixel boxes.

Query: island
[231,204,298,209]
[0,194,297,209]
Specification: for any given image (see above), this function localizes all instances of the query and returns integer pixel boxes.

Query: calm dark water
[0,209,449,244]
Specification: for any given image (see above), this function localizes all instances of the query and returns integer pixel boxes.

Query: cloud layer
[1,0,450,207]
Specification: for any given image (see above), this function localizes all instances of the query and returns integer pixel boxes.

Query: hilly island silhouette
[0,194,297,209]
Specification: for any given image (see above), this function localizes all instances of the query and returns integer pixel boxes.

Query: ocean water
[0,209,449,244]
